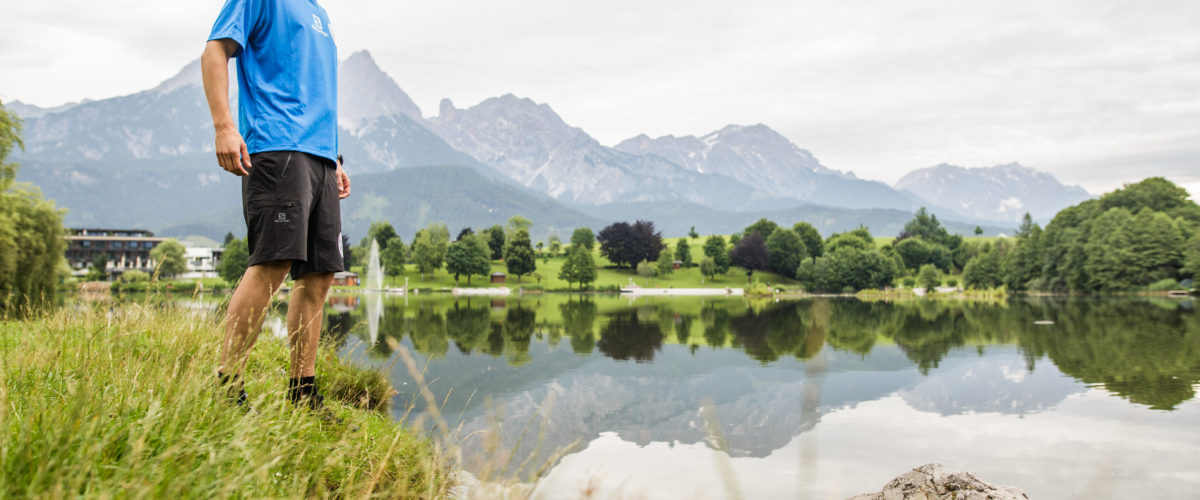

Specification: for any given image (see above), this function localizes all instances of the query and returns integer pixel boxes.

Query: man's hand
[336,163,351,199]
[216,127,251,176]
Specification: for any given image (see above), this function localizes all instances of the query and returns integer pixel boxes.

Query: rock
[848,463,1028,500]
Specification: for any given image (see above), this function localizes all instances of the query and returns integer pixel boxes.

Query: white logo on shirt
[311,14,328,36]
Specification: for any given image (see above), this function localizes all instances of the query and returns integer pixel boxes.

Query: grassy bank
[0,300,452,498]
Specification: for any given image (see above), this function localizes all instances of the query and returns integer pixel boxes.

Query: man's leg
[286,271,334,380]
[219,261,292,378]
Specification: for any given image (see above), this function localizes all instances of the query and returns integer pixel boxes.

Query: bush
[636,260,656,278]
[1148,278,1182,292]
[745,279,772,296]
[902,277,916,288]
[945,277,958,288]
[121,270,151,283]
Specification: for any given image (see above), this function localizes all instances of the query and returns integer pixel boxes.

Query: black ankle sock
[218,372,239,386]
[288,376,316,401]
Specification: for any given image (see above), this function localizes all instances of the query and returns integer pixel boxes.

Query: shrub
[945,277,958,288]
[1148,278,1182,292]
[902,277,916,288]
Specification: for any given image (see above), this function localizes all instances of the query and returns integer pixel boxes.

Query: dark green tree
[504,228,537,282]
[744,219,780,241]
[656,245,675,276]
[86,253,109,282]
[675,237,693,268]
[484,225,506,260]
[365,221,399,252]
[223,231,235,245]
[445,234,491,284]
[766,228,807,278]
[688,226,699,239]
[597,220,665,269]
[703,235,731,274]
[217,238,249,284]
[792,222,824,261]
[974,226,984,236]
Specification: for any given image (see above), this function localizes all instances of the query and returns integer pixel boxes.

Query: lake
[321,293,1200,499]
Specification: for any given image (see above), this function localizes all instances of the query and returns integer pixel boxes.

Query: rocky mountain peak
[339,49,423,133]
[153,59,203,96]
[895,163,1091,222]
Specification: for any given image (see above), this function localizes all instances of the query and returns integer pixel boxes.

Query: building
[180,244,225,279]
[332,271,359,286]
[65,228,166,278]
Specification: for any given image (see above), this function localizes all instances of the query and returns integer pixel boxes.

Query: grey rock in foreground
[848,463,1028,500]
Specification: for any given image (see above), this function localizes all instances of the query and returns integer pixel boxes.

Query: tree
[792,222,824,261]
[505,215,532,242]
[150,239,187,278]
[366,221,399,252]
[729,231,769,280]
[688,226,699,239]
[223,232,235,246]
[800,247,897,292]
[963,241,1010,290]
[381,236,407,281]
[901,207,952,247]
[700,257,717,281]
[217,238,249,284]
[656,245,675,277]
[456,227,474,241]
[597,220,665,269]
[86,253,109,282]
[504,228,537,282]
[974,226,984,236]
[702,235,731,274]
[1,103,65,314]
[918,264,941,292]
[445,234,491,284]
[413,223,449,279]
[636,260,656,278]
[766,228,807,278]
[825,231,873,252]
[1183,234,1200,281]
[571,227,595,251]
[675,237,693,268]
[548,235,562,256]
[559,245,598,289]
[340,233,353,269]
[484,225,505,260]
[744,219,779,241]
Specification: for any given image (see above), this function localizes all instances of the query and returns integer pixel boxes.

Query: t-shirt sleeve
[208,0,262,56]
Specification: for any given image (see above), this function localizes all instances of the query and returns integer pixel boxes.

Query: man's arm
[201,39,251,176]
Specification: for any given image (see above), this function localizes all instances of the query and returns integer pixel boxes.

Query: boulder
[848,463,1028,500]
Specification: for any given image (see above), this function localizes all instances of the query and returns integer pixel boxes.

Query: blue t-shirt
[208,0,338,163]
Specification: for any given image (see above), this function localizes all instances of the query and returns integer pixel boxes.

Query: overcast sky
[2,0,1198,195]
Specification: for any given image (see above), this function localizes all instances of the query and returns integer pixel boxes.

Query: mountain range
[8,49,1087,241]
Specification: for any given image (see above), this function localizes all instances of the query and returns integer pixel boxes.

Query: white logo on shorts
[275,212,290,223]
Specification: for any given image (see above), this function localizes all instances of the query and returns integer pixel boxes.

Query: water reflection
[325,294,1200,496]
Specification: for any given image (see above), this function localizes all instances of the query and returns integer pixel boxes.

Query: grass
[0,299,452,498]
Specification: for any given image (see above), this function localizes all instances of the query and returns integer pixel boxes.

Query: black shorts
[242,150,344,280]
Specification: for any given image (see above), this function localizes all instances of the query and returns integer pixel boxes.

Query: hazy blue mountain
[614,125,930,212]
[895,163,1092,222]
[428,95,762,210]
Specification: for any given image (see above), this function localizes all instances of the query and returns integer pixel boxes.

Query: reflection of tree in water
[675,314,694,343]
[1014,298,1200,410]
[728,302,824,363]
[598,310,664,362]
[888,301,969,374]
[444,300,490,355]
[701,304,731,348]
[560,297,598,355]
[410,304,449,359]
[323,309,357,351]
[503,306,536,366]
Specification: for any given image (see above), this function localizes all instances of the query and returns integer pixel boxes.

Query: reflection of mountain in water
[328,294,1200,478]
[899,351,1084,415]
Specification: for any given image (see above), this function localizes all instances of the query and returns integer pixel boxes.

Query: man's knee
[295,272,334,297]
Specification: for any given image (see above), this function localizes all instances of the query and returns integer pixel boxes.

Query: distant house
[64,228,166,277]
[181,244,225,279]
[332,271,359,287]
[491,272,507,283]
[673,260,683,270]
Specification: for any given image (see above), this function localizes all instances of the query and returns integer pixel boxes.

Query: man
[201,0,349,414]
